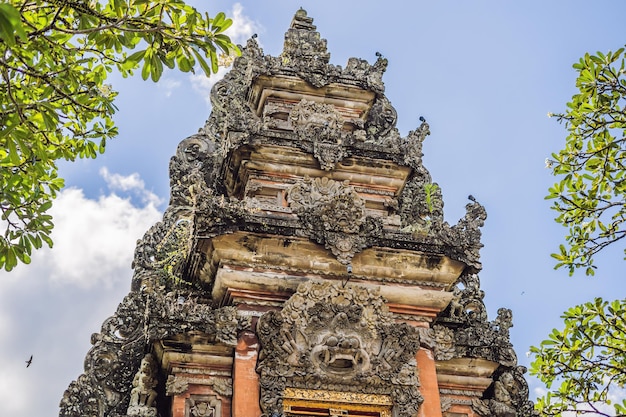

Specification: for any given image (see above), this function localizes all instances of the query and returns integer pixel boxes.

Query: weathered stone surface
[59,290,249,417]
[256,281,423,417]
[62,8,537,417]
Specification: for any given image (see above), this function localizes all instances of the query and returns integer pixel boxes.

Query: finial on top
[290,8,316,30]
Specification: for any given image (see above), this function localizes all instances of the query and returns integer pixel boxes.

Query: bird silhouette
[26,355,33,368]
[468,194,477,202]
[419,116,426,123]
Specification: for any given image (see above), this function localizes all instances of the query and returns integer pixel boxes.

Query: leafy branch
[0,0,238,271]
[547,47,626,275]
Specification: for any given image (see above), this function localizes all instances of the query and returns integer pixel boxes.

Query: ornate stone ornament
[256,281,423,417]
[289,99,346,170]
[280,9,333,87]
[127,354,158,416]
[287,177,376,264]
[365,96,398,140]
[472,366,539,417]
[187,395,222,417]
[59,291,249,417]
[61,8,541,417]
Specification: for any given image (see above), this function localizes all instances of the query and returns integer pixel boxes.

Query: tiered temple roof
[61,9,537,417]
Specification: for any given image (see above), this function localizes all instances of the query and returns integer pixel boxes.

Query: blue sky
[1,1,625,415]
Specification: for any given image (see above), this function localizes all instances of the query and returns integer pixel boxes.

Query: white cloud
[100,167,163,206]
[158,77,182,98]
[190,3,260,104]
[100,166,144,191]
[0,169,164,417]
[227,3,260,44]
[3,170,163,289]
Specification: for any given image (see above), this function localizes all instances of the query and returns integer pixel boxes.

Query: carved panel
[287,177,381,264]
[289,99,347,170]
[257,281,422,417]
[186,395,222,417]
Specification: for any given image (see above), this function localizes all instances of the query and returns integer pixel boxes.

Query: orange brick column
[232,331,261,417]
[416,347,442,417]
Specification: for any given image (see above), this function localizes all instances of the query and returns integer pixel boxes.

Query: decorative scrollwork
[287,177,380,264]
[257,281,422,417]
[60,291,249,417]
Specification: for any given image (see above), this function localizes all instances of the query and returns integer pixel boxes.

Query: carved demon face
[311,328,369,375]
[309,311,370,376]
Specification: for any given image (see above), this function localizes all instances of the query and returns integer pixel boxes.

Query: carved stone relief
[186,395,222,417]
[280,9,335,88]
[62,8,540,417]
[289,99,346,170]
[59,290,249,417]
[472,366,539,417]
[256,281,423,417]
[127,354,158,416]
[287,177,380,264]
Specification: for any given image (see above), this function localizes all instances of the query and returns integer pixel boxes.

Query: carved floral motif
[256,282,422,417]
[187,395,222,417]
[287,177,379,264]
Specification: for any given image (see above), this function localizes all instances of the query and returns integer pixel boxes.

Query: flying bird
[26,355,33,368]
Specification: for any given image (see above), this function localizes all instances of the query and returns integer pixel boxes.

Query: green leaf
[0,0,237,272]
[0,3,27,46]
[191,48,212,76]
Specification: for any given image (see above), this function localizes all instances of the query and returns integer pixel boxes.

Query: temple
[60,9,538,417]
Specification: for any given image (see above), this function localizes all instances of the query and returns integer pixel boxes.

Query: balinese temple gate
[61,10,538,417]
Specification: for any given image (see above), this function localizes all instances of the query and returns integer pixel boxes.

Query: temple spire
[281,8,330,71]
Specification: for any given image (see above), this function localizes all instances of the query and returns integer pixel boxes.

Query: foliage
[0,0,237,271]
[546,47,626,276]
[530,298,626,416]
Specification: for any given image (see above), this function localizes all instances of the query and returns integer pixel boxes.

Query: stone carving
[287,177,380,264]
[343,55,388,94]
[256,281,422,417]
[472,367,539,417]
[430,271,538,416]
[440,396,453,413]
[127,354,158,416]
[365,96,398,141]
[62,8,540,417]
[190,402,215,417]
[402,119,430,169]
[209,378,233,397]
[165,375,189,396]
[289,99,347,170]
[60,291,249,417]
[165,376,232,398]
[169,133,216,208]
[187,395,222,417]
[419,325,456,361]
[280,9,336,88]
[435,273,517,366]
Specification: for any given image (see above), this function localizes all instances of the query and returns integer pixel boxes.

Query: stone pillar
[416,347,443,417]
[232,331,261,417]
